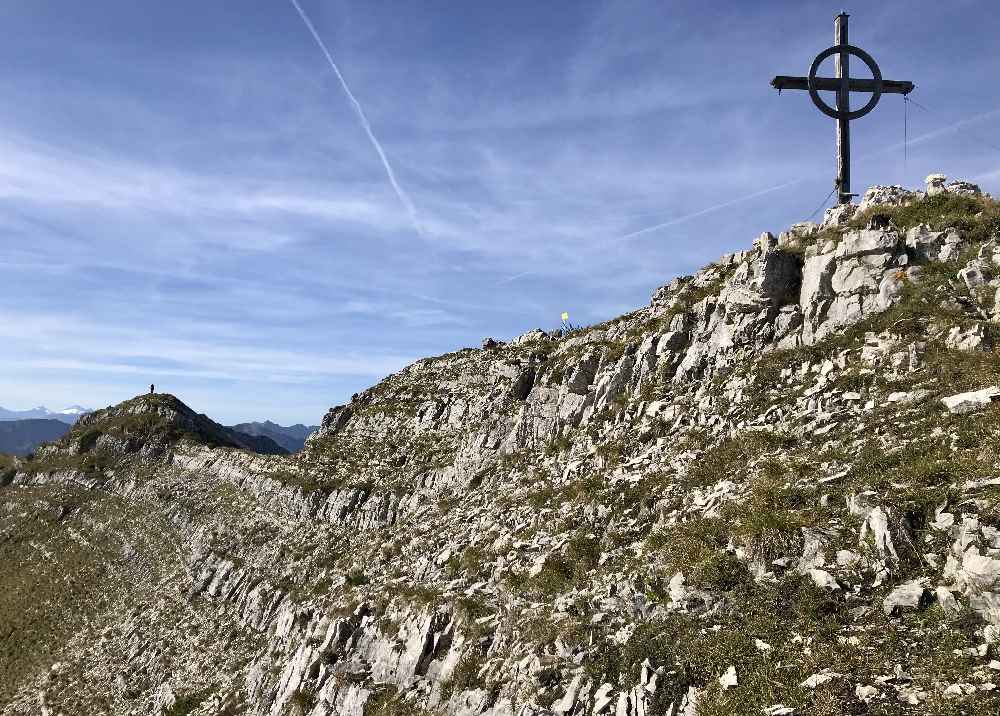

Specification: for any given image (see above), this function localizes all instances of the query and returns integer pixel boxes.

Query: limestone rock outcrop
[4,177,1000,716]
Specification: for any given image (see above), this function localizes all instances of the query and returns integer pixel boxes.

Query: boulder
[882,579,930,615]
[801,672,842,689]
[954,546,1000,592]
[809,569,841,591]
[859,505,898,562]
[926,174,947,196]
[512,328,548,345]
[778,222,818,252]
[719,666,738,689]
[941,387,1000,414]
[896,685,928,705]
[936,586,961,614]
[946,324,991,352]
[855,685,881,703]
[822,203,857,228]
[593,684,615,714]
[905,224,965,262]
[959,260,993,290]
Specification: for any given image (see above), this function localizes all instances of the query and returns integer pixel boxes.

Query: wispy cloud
[1,0,998,423]
[288,0,424,236]
[0,308,416,382]
[0,135,410,234]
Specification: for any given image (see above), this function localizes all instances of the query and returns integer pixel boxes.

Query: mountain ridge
[16,393,289,476]
[0,419,71,456]
[0,404,92,424]
[229,420,319,453]
[4,176,1000,715]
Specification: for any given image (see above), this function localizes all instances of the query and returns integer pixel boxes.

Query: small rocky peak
[45,393,274,459]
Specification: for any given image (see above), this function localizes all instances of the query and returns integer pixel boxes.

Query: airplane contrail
[616,178,805,242]
[288,0,424,236]
[498,270,533,285]
[615,106,1000,243]
[866,106,1000,157]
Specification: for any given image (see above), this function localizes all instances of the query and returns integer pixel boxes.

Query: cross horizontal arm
[771,75,914,95]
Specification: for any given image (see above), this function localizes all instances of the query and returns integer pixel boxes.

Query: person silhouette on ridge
[150,383,155,395]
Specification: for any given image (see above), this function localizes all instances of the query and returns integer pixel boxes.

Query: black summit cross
[771,13,914,205]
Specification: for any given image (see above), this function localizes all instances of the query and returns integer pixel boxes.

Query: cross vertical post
[835,13,851,204]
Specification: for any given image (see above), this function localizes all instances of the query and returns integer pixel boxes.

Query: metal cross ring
[807,44,884,120]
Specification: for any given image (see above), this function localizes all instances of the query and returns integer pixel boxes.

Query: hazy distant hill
[0,405,91,424]
[0,419,71,456]
[228,420,318,452]
[226,429,289,456]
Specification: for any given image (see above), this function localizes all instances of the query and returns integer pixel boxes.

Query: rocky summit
[5,176,1000,716]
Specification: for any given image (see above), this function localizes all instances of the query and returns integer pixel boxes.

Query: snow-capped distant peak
[0,403,92,424]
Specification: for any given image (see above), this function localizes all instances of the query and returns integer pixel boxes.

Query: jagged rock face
[5,180,1000,716]
[798,226,913,343]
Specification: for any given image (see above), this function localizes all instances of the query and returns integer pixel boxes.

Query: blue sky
[1,0,998,425]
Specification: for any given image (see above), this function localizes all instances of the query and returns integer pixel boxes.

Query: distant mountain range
[0,419,71,456]
[227,421,319,453]
[0,406,316,458]
[0,405,92,424]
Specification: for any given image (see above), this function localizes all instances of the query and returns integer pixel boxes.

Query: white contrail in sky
[615,107,1000,243]
[865,106,1000,157]
[616,178,804,241]
[288,0,424,236]
[498,270,533,285]
[495,179,807,283]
